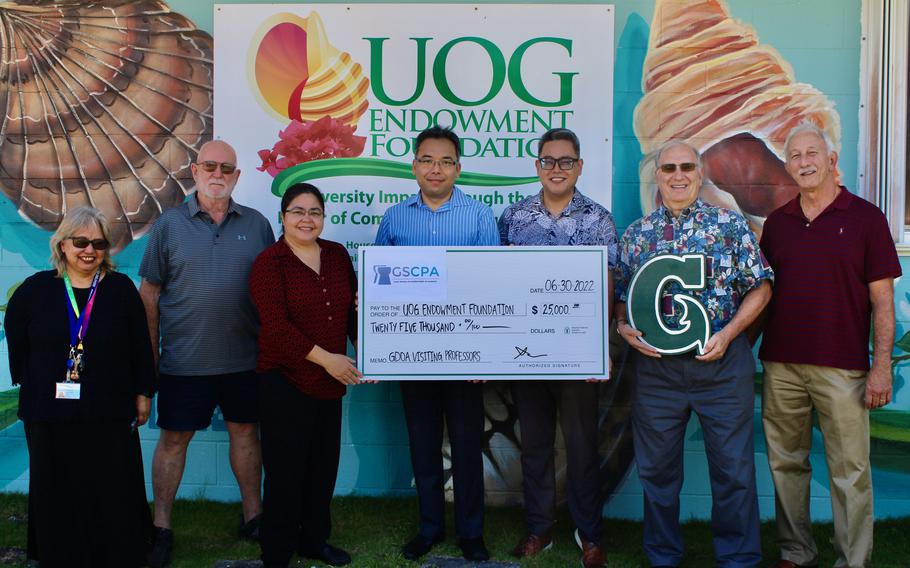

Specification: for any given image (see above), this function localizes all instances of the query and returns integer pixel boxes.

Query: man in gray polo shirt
[139,139,275,568]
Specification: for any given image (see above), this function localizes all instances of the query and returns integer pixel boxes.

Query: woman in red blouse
[249,183,361,568]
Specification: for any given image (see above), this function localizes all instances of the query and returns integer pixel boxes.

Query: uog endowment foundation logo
[248,10,542,199]
[626,254,711,355]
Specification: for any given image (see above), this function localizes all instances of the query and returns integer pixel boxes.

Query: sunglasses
[195,161,237,175]
[66,237,110,250]
[658,162,698,173]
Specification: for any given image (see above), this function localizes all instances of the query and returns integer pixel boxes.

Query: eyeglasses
[66,237,110,250]
[539,157,579,171]
[658,162,698,173]
[284,207,325,219]
[195,161,238,175]
[415,158,458,170]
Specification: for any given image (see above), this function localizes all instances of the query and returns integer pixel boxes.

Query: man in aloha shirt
[614,140,772,568]
[499,128,615,568]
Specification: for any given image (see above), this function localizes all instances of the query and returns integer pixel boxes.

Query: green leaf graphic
[895,330,910,353]
[271,157,538,197]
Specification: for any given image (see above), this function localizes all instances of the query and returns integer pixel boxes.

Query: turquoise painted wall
[4,0,907,523]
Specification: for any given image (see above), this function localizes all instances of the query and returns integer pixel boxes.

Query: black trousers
[259,371,342,567]
[512,380,604,544]
[400,380,485,540]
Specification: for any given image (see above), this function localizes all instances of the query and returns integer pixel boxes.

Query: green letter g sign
[626,254,711,355]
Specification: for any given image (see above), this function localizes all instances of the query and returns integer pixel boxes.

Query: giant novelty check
[358,246,610,380]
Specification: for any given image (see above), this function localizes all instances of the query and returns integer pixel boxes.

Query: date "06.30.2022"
[543,279,595,293]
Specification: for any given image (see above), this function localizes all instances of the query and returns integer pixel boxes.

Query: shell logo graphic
[250,12,370,178]
[251,11,369,126]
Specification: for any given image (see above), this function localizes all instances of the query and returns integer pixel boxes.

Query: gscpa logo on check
[374,264,441,285]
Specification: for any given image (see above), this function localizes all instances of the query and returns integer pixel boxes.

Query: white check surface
[358,246,610,380]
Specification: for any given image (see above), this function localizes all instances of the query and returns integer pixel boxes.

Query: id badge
[55,382,81,400]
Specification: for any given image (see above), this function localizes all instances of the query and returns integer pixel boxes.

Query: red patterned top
[249,236,357,399]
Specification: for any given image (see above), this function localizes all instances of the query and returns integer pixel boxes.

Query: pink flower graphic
[257,116,366,177]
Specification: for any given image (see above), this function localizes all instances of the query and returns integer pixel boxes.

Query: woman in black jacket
[4,206,156,568]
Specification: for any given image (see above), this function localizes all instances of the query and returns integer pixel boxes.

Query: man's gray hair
[49,207,116,278]
[783,122,835,156]
[653,139,703,171]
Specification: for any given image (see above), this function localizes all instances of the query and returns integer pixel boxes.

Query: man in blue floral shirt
[615,141,772,568]
[499,128,615,568]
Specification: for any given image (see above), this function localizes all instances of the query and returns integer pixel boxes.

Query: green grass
[0,390,18,432]
[2,493,910,567]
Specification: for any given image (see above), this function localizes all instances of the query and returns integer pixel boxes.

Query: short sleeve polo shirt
[759,188,902,371]
[140,193,276,375]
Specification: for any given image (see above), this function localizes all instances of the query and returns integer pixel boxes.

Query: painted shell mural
[0,0,213,251]
[634,0,842,233]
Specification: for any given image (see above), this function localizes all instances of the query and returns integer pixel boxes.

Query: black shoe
[147,527,174,568]
[237,513,262,542]
[458,536,490,562]
[401,533,443,561]
[299,543,352,566]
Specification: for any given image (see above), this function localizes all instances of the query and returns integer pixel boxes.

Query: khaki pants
[761,361,873,568]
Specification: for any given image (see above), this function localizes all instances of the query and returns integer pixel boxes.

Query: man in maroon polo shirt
[759,122,902,568]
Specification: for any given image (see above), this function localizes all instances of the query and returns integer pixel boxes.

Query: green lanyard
[63,273,82,317]
[63,270,102,346]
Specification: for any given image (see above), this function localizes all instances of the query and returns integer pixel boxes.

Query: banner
[214,4,614,261]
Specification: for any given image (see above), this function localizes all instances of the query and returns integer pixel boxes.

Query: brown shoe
[575,529,607,568]
[511,533,552,558]
[770,561,818,568]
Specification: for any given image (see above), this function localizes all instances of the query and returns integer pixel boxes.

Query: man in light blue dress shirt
[374,126,498,563]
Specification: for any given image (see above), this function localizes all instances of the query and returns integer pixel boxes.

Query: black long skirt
[24,420,153,568]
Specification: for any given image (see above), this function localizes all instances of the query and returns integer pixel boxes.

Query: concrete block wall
[4,0,910,523]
